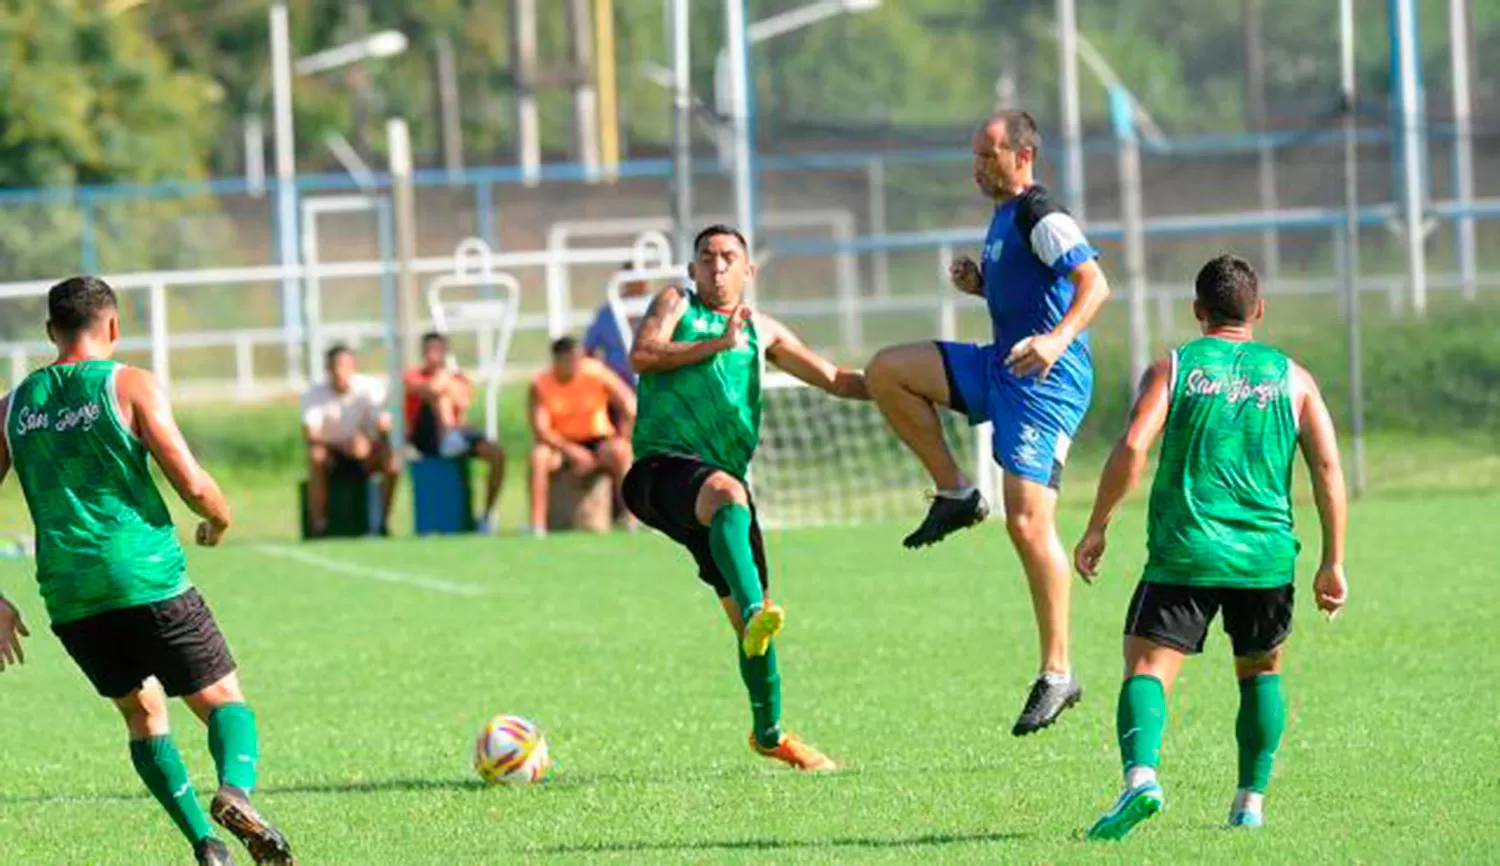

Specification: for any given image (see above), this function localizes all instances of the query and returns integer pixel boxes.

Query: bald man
[867,110,1112,736]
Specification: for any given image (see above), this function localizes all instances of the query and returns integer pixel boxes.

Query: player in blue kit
[868,111,1112,735]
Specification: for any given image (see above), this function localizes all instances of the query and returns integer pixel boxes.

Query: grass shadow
[532,830,1029,855]
[0,777,484,806]
[1,759,1047,807]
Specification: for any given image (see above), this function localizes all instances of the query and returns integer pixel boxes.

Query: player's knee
[697,475,747,522]
[866,346,905,390]
[115,688,170,737]
[1005,507,1049,546]
[185,673,246,718]
[1235,649,1282,679]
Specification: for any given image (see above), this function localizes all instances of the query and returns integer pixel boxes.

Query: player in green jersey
[1072,255,1349,839]
[624,225,869,772]
[0,277,294,866]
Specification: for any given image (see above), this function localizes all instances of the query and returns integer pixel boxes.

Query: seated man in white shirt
[301,344,399,536]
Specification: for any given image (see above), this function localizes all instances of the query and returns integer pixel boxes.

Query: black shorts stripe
[934,341,969,417]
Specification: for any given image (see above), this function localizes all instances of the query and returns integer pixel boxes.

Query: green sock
[129,735,216,845]
[738,640,783,749]
[208,703,260,792]
[1117,674,1167,775]
[1236,674,1285,793]
[709,505,764,620]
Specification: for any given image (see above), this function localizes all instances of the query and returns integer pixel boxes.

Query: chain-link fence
[3,1,1497,459]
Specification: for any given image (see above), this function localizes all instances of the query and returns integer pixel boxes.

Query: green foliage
[0,2,222,291]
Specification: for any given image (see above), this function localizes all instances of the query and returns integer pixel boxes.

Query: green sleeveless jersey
[1144,338,1300,588]
[4,361,188,624]
[633,290,762,480]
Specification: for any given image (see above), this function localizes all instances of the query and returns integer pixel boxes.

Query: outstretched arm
[119,367,232,543]
[760,313,868,401]
[1295,365,1348,616]
[0,392,30,669]
[0,393,9,487]
[1074,359,1171,581]
[629,287,734,375]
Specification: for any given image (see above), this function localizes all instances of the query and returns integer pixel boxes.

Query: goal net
[753,373,998,528]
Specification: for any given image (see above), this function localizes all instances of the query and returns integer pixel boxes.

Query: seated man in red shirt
[403,332,507,531]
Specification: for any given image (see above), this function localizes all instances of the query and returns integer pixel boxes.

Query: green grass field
[1,490,1496,864]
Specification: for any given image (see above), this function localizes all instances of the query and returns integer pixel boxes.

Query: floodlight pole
[725,0,756,261]
[270,1,301,384]
[1056,0,1085,220]
[1450,0,1476,300]
[1391,0,1427,316]
[1340,0,1367,497]
[669,0,694,261]
[1110,87,1149,396]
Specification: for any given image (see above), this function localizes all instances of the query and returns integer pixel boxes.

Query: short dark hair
[550,336,579,357]
[421,331,447,348]
[324,343,354,368]
[692,224,749,256]
[1194,254,1260,325]
[991,110,1042,154]
[47,276,117,336]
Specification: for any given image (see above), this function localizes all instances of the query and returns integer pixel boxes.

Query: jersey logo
[1013,424,1047,469]
[1184,369,1284,410]
[985,239,1005,262]
[691,318,714,333]
[13,402,101,438]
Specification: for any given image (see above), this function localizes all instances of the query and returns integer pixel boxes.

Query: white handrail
[424,250,523,441]
[605,265,690,356]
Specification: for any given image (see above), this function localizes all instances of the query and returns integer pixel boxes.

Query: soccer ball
[473,714,554,785]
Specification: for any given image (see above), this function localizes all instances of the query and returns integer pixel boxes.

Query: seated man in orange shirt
[403,332,507,531]
[528,336,636,535]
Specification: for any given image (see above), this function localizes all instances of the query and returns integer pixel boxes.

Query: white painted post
[300,204,322,382]
[234,336,255,398]
[149,281,170,390]
[867,157,891,298]
[8,348,25,387]
[937,244,957,340]
[833,213,861,351]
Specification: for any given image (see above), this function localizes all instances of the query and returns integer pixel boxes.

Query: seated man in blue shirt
[867,110,1112,738]
[583,263,651,389]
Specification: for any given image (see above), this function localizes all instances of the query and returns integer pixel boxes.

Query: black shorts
[327,451,372,479]
[1124,581,1294,658]
[52,589,237,699]
[561,438,607,471]
[622,453,768,600]
[410,403,484,458]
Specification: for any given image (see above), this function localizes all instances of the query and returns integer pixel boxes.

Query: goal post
[754,372,1000,529]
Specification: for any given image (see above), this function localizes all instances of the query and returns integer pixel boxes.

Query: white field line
[252,544,486,597]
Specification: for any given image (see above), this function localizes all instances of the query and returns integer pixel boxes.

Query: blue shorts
[936,341,1092,489]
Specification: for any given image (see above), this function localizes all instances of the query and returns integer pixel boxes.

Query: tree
[0,0,222,314]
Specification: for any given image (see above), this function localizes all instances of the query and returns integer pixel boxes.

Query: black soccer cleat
[902,489,990,549]
[195,838,237,866]
[211,789,297,866]
[1012,675,1083,736]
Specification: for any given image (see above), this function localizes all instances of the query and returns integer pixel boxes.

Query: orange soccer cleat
[749,732,837,772]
